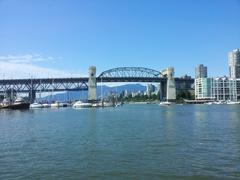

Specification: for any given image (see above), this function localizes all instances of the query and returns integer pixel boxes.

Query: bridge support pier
[88,66,97,101]
[159,82,163,101]
[166,67,176,102]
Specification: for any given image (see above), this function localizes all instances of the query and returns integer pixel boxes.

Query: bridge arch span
[98,67,164,78]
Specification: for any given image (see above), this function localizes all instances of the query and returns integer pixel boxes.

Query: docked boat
[30,102,43,108]
[2,97,30,110]
[51,101,60,108]
[226,101,240,105]
[59,102,68,107]
[92,102,102,107]
[42,103,51,108]
[103,101,114,107]
[213,101,224,105]
[73,101,92,108]
[159,101,171,106]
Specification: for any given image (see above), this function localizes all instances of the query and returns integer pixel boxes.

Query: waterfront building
[195,64,207,78]
[195,77,239,101]
[211,77,237,101]
[228,49,240,99]
[195,78,212,99]
[229,49,240,78]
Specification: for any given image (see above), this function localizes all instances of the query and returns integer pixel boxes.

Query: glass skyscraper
[195,64,207,78]
[229,49,240,78]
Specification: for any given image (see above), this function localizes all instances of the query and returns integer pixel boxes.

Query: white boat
[159,101,171,106]
[213,101,225,105]
[30,102,43,108]
[92,102,102,107]
[42,103,51,108]
[2,97,30,110]
[1,98,11,106]
[103,101,114,107]
[73,101,92,108]
[51,102,60,108]
[226,101,240,105]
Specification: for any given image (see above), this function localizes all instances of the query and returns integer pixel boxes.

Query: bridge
[0,66,194,102]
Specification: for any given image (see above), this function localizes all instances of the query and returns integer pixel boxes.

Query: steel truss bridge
[0,67,194,98]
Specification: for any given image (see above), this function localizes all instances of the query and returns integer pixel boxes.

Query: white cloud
[0,54,54,64]
[0,54,87,79]
[0,62,80,79]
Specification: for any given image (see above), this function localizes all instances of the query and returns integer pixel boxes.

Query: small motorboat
[51,101,60,108]
[30,102,43,108]
[73,101,92,108]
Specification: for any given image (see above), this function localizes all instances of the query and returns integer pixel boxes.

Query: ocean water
[0,104,240,180]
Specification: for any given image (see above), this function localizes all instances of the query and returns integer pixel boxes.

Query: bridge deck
[0,77,194,93]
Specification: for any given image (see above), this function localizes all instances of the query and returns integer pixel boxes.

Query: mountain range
[39,84,147,102]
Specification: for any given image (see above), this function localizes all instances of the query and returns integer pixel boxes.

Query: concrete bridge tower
[166,67,176,102]
[88,66,97,101]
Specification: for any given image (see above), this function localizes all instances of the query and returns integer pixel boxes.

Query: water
[0,104,240,180]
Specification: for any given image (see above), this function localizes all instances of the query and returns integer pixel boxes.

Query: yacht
[30,102,44,108]
[73,101,92,108]
[2,97,30,110]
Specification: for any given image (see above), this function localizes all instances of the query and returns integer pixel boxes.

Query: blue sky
[0,0,239,78]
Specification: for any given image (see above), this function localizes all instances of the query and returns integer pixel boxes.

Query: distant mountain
[39,84,147,102]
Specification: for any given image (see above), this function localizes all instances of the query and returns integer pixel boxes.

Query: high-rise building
[195,64,207,78]
[195,78,212,99]
[229,49,240,78]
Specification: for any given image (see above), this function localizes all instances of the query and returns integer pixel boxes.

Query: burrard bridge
[0,66,194,102]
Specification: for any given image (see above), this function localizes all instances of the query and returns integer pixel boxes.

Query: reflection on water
[0,105,240,179]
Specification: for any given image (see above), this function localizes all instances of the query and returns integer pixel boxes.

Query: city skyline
[0,0,240,78]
